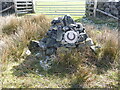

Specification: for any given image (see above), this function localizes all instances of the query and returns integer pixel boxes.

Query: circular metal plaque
[64,31,78,44]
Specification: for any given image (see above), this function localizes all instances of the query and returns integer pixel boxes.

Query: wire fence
[0,5,14,13]
[86,0,119,20]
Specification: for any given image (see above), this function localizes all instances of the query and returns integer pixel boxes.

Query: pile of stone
[28,15,99,70]
[97,2,119,17]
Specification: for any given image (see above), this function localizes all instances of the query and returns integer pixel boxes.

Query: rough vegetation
[0,15,119,88]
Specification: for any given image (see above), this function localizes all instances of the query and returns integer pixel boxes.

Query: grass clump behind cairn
[2,18,19,35]
[0,14,50,63]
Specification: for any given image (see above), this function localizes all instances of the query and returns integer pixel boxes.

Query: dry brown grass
[88,27,118,60]
[0,14,50,63]
[2,18,19,35]
[0,15,119,88]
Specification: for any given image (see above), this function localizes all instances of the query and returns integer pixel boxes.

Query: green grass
[35,8,85,10]
[26,13,84,20]
[34,0,85,18]
[1,60,71,88]
[80,17,118,29]
[37,11,84,13]
[35,1,85,5]
[37,5,84,8]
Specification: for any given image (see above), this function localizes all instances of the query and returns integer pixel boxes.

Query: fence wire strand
[0,5,14,13]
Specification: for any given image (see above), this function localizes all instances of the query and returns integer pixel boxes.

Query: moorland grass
[0,15,119,88]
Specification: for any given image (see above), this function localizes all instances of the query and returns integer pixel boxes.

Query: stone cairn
[28,15,100,70]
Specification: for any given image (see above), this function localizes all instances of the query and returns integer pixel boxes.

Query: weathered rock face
[28,15,98,70]
[97,2,119,17]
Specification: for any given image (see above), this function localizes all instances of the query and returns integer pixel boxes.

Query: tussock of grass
[0,15,119,88]
[1,14,50,63]
[2,18,19,35]
[85,25,118,72]
[71,65,94,88]
[57,48,83,70]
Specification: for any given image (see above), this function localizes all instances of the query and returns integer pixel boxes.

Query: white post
[13,0,17,15]
[94,0,97,17]
[32,0,36,13]
[0,1,2,16]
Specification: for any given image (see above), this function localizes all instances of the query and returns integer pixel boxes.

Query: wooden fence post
[0,1,2,16]
[93,0,97,17]
[13,0,17,15]
[32,0,35,13]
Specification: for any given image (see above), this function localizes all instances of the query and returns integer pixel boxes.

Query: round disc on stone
[64,31,78,44]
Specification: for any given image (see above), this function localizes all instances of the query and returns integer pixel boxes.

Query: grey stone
[46,48,56,55]
[63,26,69,31]
[45,38,57,48]
[28,40,41,54]
[65,43,76,48]
[39,41,47,50]
[90,46,101,53]
[56,30,64,41]
[62,15,75,26]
